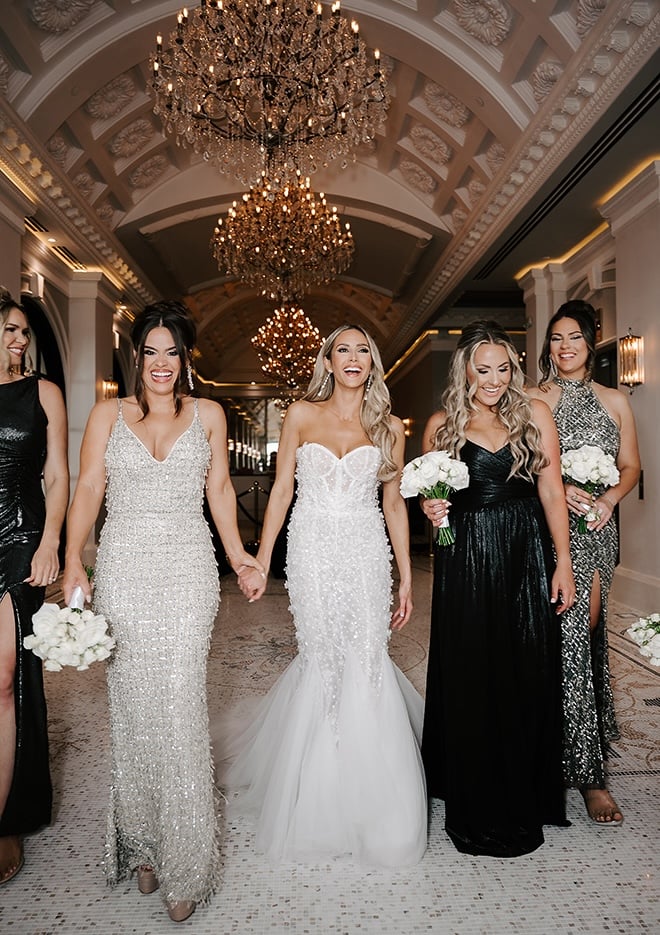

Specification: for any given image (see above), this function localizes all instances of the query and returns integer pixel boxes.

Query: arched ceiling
[1,0,658,383]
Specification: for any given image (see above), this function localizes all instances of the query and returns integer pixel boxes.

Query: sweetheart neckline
[465,439,510,455]
[299,441,376,462]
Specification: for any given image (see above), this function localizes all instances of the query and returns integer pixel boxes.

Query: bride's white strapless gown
[220,443,427,866]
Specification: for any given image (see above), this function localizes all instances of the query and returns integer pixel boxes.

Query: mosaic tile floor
[1,558,658,934]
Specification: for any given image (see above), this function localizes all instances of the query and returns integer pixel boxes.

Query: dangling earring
[550,357,558,378]
[363,373,373,398]
[186,361,194,391]
[317,371,331,397]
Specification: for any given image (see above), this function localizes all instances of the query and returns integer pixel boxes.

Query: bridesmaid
[529,300,641,824]
[0,288,68,883]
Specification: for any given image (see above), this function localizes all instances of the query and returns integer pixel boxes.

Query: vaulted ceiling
[1,1,658,384]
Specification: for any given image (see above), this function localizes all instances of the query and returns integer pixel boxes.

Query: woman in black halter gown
[420,321,575,858]
[0,289,68,883]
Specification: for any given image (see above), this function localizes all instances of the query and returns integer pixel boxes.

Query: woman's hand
[24,539,60,588]
[421,496,451,528]
[235,560,267,602]
[588,494,616,532]
[391,581,413,631]
[565,482,594,517]
[550,559,576,615]
[62,560,93,606]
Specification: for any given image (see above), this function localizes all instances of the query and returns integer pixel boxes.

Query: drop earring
[317,372,331,397]
[187,362,194,391]
[550,357,558,378]
[363,373,373,398]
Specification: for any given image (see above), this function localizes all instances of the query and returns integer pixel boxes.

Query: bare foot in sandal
[580,788,623,825]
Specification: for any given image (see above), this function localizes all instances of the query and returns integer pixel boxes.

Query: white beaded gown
[93,400,220,903]
[220,442,427,866]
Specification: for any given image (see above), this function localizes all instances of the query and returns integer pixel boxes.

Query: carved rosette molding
[400,160,437,194]
[0,96,155,305]
[128,154,169,190]
[29,0,94,35]
[46,133,69,166]
[452,0,512,46]
[85,75,136,121]
[391,1,660,358]
[109,119,154,159]
[577,0,607,38]
[410,125,452,165]
[424,83,471,127]
[532,62,564,102]
[485,141,506,171]
[0,55,9,98]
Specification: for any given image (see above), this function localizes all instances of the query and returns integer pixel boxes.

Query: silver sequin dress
[553,378,620,787]
[222,443,427,866]
[93,400,220,903]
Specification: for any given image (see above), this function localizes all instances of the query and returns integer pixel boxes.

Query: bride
[227,324,427,866]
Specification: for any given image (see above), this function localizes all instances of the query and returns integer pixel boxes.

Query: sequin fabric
[286,443,393,725]
[93,400,220,903]
[553,378,620,787]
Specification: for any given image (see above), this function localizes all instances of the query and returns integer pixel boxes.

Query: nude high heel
[136,865,159,894]
[166,900,196,922]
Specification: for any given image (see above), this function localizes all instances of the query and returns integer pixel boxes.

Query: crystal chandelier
[211,171,354,301]
[251,305,322,389]
[151,0,389,183]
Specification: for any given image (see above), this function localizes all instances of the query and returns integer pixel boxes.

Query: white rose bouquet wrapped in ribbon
[24,586,115,672]
[627,613,660,667]
[400,450,470,546]
[560,444,620,534]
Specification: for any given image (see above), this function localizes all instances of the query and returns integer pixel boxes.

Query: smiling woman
[62,300,263,924]
[420,319,575,858]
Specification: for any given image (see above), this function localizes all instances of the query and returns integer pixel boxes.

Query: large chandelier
[251,305,322,389]
[151,1,389,183]
[211,172,354,300]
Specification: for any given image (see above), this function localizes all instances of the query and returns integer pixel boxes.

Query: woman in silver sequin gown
[226,326,427,866]
[63,302,263,923]
[530,301,641,825]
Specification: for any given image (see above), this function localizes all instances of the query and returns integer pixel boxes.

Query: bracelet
[601,495,616,511]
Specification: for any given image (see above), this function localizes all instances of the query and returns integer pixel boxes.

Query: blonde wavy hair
[303,324,398,481]
[434,320,547,481]
[0,287,31,374]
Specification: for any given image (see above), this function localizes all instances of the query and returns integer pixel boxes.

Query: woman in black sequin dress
[420,321,575,857]
[0,289,68,883]
[529,301,641,825]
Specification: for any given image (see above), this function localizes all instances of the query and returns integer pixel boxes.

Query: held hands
[236,560,267,603]
[421,496,451,528]
[24,540,60,588]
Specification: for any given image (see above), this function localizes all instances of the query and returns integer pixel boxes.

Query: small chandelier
[151,0,388,183]
[618,328,644,393]
[211,171,354,301]
[251,305,322,389]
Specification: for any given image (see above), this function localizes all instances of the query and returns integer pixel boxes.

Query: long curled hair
[131,300,196,418]
[303,324,398,481]
[538,299,597,387]
[0,287,31,374]
[434,320,547,480]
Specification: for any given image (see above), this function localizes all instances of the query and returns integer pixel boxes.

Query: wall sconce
[402,418,413,437]
[102,378,119,400]
[228,438,235,452]
[618,328,644,393]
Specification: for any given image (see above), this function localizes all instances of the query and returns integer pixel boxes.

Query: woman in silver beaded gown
[530,301,641,826]
[63,302,263,923]
[228,325,427,866]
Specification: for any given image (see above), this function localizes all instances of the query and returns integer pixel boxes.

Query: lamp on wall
[102,378,119,399]
[618,328,644,393]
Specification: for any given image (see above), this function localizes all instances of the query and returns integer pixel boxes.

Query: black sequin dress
[552,378,620,788]
[0,376,52,835]
[421,441,567,857]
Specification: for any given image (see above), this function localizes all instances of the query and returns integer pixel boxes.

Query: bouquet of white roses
[400,450,470,546]
[627,613,660,667]
[24,587,115,672]
[560,444,620,533]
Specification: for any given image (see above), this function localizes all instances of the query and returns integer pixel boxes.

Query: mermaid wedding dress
[219,442,427,866]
